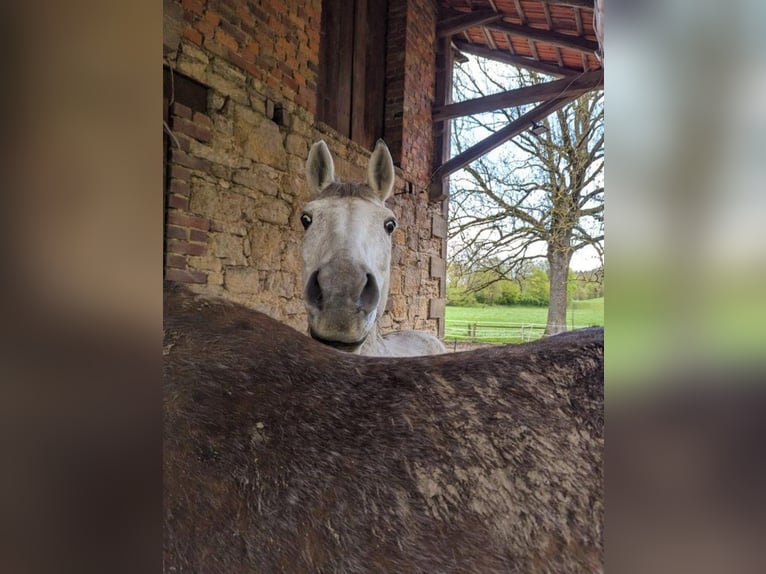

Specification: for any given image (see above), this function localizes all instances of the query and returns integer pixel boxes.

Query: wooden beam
[542,2,554,29]
[433,70,602,122]
[574,7,584,36]
[431,36,454,202]
[430,95,578,189]
[539,0,594,9]
[437,10,504,38]
[513,0,528,25]
[486,21,600,54]
[453,40,577,77]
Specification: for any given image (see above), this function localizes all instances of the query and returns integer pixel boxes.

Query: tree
[449,58,604,334]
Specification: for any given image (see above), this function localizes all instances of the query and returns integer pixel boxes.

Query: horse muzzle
[303,264,380,350]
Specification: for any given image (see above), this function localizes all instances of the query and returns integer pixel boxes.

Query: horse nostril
[305,270,323,310]
[358,273,379,313]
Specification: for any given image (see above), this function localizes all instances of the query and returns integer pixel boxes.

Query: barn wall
[163,0,446,337]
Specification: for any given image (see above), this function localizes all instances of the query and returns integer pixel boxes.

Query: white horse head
[301,139,397,353]
[300,140,445,356]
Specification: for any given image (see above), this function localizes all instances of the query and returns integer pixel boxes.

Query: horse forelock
[317,181,383,203]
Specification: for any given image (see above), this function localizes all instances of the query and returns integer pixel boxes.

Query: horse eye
[300,213,312,230]
[384,218,397,234]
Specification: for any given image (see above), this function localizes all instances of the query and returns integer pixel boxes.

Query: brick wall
[163,0,446,337]
[174,0,320,114]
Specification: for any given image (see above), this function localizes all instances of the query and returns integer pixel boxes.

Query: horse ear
[367,139,394,201]
[306,140,335,195]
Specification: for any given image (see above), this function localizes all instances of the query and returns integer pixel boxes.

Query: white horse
[300,139,446,356]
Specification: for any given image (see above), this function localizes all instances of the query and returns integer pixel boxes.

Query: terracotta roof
[437,0,602,76]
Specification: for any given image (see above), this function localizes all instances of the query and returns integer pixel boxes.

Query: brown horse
[163,283,603,573]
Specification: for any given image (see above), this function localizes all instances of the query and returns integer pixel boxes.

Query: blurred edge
[607,0,766,572]
[0,1,161,573]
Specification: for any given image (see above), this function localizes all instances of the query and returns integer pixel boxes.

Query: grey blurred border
[607,0,766,572]
[0,1,161,573]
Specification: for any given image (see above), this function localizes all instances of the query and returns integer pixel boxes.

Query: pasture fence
[444,319,597,346]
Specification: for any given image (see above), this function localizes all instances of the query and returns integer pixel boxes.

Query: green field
[445,298,603,343]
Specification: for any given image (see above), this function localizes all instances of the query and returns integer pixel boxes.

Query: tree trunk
[545,246,572,335]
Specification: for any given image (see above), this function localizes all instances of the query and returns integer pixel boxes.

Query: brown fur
[163,283,603,573]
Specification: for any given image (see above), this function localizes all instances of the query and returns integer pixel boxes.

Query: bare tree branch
[448,56,604,333]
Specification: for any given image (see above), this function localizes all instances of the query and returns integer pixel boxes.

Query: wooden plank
[485,21,600,54]
[542,2,554,29]
[528,39,541,61]
[335,0,355,137]
[513,0,527,25]
[539,0,594,9]
[453,39,577,77]
[482,27,497,50]
[350,0,368,145]
[437,10,504,38]
[318,0,341,130]
[503,31,516,55]
[343,0,388,148]
[574,7,584,35]
[363,0,388,147]
[555,46,564,67]
[432,70,602,121]
[430,95,579,188]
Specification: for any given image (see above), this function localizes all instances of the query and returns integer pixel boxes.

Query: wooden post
[430,34,453,202]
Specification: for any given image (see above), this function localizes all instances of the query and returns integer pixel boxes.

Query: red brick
[217,3,240,26]
[169,164,191,181]
[182,28,203,45]
[173,117,212,143]
[195,19,216,39]
[227,51,249,72]
[243,41,260,60]
[166,224,188,240]
[167,211,209,230]
[192,112,213,130]
[188,215,210,231]
[171,132,192,152]
[168,194,190,210]
[215,29,238,52]
[169,178,190,197]
[203,37,228,59]
[182,0,204,16]
[250,4,269,24]
[171,148,209,171]
[189,228,208,242]
[203,10,220,25]
[283,76,299,93]
[172,102,192,120]
[165,268,208,284]
[236,4,255,26]
[165,253,186,269]
[167,239,207,256]
[220,19,248,44]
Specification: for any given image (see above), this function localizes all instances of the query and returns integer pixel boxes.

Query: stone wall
[163,0,447,337]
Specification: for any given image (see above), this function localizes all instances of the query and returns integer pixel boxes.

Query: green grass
[445,297,603,343]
